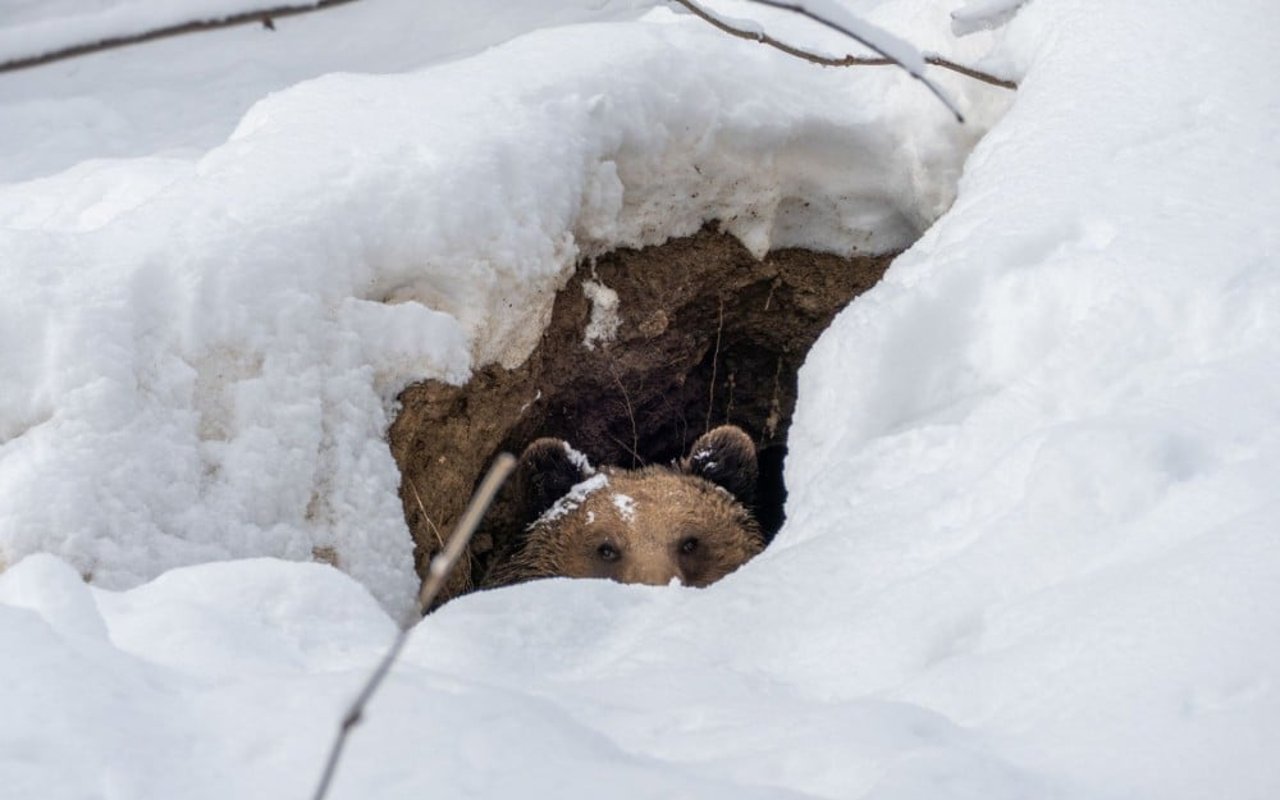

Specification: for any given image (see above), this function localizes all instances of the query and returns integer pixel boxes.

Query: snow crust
[0,0,990,619]
[0,0,655,183]
[2,0,1278,798]
[786,1,1280,796]
[949,0,1026,36]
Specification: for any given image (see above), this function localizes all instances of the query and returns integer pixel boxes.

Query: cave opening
[389,226,895,606]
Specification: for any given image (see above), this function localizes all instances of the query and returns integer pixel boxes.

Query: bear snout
[619,558,683,587]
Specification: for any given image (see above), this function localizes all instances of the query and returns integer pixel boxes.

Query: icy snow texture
[2,0,1278,798]
[581,279,621,350]
[0,0,991,619]
[787,0,1280,797]
[949,0,1027,36]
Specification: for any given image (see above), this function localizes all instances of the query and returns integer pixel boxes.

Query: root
[706,296,725,433]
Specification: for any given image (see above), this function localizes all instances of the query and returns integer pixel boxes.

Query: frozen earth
[1,0,1278,798]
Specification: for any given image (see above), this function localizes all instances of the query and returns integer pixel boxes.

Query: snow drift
[1,0,1278,798]
[0,1,996,619]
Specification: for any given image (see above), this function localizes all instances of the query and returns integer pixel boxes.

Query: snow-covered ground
[2,0,1278,798]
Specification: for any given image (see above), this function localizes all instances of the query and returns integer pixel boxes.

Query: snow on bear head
[484,426,765,589]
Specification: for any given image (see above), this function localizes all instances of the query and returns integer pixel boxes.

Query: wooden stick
[310,453,516,800]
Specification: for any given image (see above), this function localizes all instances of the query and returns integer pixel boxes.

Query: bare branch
[310,452,517,800]
[925,54,1017,90]
[667,0,1016,116]
[0,0,361,75]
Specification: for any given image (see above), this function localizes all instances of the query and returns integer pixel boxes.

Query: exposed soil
[389,226,894,606]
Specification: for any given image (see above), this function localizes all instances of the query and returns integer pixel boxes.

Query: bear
[482,425,765,589]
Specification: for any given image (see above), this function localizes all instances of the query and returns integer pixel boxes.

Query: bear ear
[681,425,757,507]
[517,438,590,520]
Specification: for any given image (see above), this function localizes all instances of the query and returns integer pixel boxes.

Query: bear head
[483,425,765,589]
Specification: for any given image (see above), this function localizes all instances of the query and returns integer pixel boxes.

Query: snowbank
[2,0,1278,797]
[788,0,1280,795]
[0,1,995,620]
[0,0,655,183]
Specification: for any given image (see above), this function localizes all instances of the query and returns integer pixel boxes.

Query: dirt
[388,225,894,607]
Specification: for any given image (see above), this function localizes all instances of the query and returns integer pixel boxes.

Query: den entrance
[389,226,894,605]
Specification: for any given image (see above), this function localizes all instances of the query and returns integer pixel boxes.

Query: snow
[948,0,1026,36]
[536,474,611,526]
[581,279,621,350]
[781,0,927,72]
[2,0,1279,798]
[0,1,322,65]
[668,0,767,37]
[672,0,964,120]
[0,0,987,621]
[0,0,655,183]
[561,441,597,476]
[612,492,637,523]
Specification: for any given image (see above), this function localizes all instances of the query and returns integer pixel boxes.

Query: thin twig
[926,55,1018,90]
[406,479,445,550]
[653,369,690,457]
[764,355,785,439]
[668,0,1016,110]
[705,296,724,433]
[763,276,780,312]
[311,453,516,800]
[606,433,647,468]
[0,0,362,74]
[605,360,640,469]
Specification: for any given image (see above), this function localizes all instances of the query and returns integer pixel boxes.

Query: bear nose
[626,562,681,587]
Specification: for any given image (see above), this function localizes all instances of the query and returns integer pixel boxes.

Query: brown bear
[482,425,765,589]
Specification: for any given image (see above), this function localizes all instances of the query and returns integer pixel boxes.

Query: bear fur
[483,425,765,589]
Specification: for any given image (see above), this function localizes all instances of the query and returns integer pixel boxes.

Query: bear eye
[596,542,621,562]
[679,536,700,555]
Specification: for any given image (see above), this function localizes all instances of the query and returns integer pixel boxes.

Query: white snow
[612,492,638,523]
[561,441,597,476]
[0,0,655,183]
[949,0,1027,36]
[786,0,928,72]
[563,437,596,473]
[1,0,1278,798]
[581,279,622,350]
[0,1,323,65]
[0,0,987,620]
[534,473,610,526]
[667,0,766,37]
